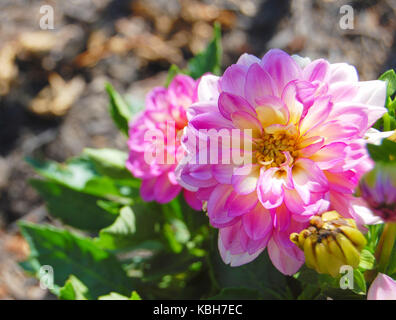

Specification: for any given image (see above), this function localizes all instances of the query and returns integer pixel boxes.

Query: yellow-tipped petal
[339,225,367,251]
[303,236,318,270]
[335,233,361,268]
[315,242,330,274]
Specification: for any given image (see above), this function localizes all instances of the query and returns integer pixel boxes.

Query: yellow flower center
[255,131,299,169]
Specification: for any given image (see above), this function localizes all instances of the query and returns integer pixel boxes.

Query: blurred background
[0,0,395,299]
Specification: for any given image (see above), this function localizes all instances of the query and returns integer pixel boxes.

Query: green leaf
[98,291,141,300]
[26,157,97,191]
[30,179,118,232]
[352,269,366,295]
[96,203,163,251]
[208,234,287,299]
[59,275,90,300]
[98,292,129,300]
[386,238,396,275]
[367,139,396,163]
[208,287,262,300]
[366,224,384,253]
[162,200,190,253]
[297,284,321,300]
[27,156,139,202]
[106,83,132,136]
[97,200,123,215]
[359,249,376,271]
[130,291,142,300]
[375,69,396,131]
[379,69,396,98]
[187,22,222,79]
[295,266,365,299]
[19,222,135,299]
[83,148,134,180]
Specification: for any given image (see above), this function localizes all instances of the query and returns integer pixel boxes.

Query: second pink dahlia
[126,75,201,209]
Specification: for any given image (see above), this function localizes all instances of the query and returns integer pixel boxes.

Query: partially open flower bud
[359,162,396,222]
[290,211,367,277]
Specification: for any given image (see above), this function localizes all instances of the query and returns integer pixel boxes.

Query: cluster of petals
[126,75,201,209]
[176,49,387,274]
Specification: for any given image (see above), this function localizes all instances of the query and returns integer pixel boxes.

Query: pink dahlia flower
[126,75,201,208]
[367,273,396,300]
[176,49,387,274]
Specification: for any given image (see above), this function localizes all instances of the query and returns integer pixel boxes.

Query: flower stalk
[377,222,396,273]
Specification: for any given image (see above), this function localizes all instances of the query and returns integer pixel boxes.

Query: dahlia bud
[359,162,396,222]
[290,211,367,277]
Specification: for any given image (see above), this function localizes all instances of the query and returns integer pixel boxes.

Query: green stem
[377,222,396,273]
[383,113,391,132]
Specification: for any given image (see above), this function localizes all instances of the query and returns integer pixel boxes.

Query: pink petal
[212,164,234,184]
[178,164,217,190]
[231,164,261,195]
[295,80,323,108]
[330,192,381,227]
[368,273,396,300]
[242,203,273,240]
[226,191,259,217]
[183,189,202,211]
[219,64,247,97]
[304,120,360,144]
[219,222,244,255]
[292,158,328,204]
[231,111,263,138]
[140,177,157,202]
[309,142,347,170]
[218,230,263,267]
[299,137,325,157]
[244,63,276,107]
[300,96,332,135]
[237,53,261,67]
[255,95,289,127]
[327,63,358,84]
[353,80,387,108]
[145,87,169,110]
[324,170,358,193]
[239,226,270,254]
[260,49,301,95]
[328,82,358,103]
[303,59,329,82]
[187,101,217,120]
[189,111,234,130]
[154,172,182,203]
[168,74,196,107]
[197,75,220,101]
[267,237,304,276]
[257,167,286,209]
[218,92,256,120]
[273,204,291,232]
[281,81,303,125]
[329,104,369,133]
[207,184,237,227]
